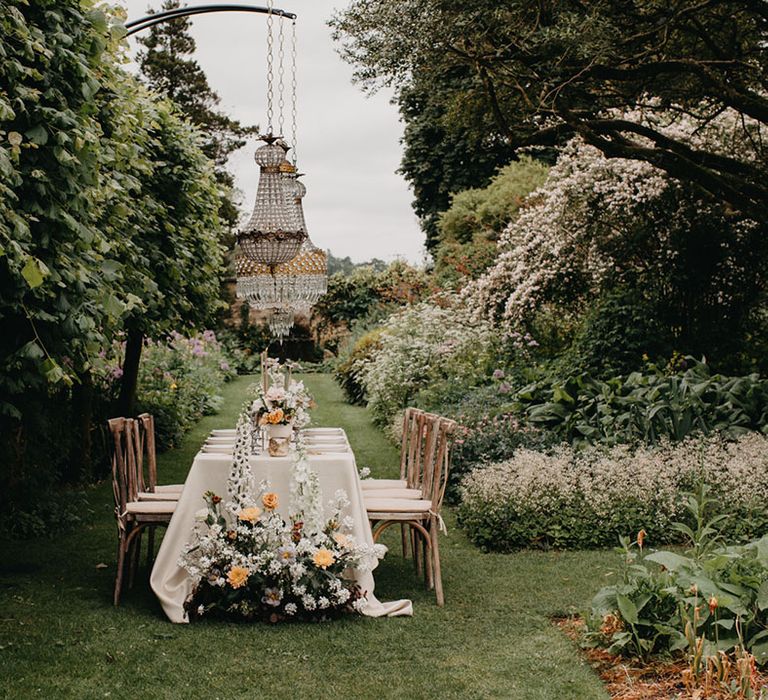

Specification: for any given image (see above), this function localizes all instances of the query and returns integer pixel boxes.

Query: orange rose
[262,492,279,510]
[267,408,285,425]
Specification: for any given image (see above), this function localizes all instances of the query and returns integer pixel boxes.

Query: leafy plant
[587,486,768,667]
[514,359,768,446]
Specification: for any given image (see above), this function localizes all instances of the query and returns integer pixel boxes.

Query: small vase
[265,423,293,457]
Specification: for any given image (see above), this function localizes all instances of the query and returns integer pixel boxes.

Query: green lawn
[0,374,616,699]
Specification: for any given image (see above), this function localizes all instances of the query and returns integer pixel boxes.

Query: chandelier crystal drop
[267,307,295,340]
[237,136,306,267]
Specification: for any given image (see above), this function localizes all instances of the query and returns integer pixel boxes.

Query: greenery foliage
[94,331,236,450]
[514,360,768,447]
[137,0,257,230]
[458,434,768,552]
[332,0,768,226]
[0,0,228,527]
[438,156,548,245]
[588,487,768,666]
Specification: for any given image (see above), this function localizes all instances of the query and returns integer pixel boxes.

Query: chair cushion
[155,484,184,493]
[364,498,433,513]
[138,491,180,502]
[361,479,407,490]
[364,488,422,500]
[125,500,177,515]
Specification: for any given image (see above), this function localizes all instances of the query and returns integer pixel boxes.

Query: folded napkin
[201,445,233,454]
[306,445,350,454]
[206,437,235,445]
[210,429,237,437]
[303,436,348,444]
[302,428,345,435]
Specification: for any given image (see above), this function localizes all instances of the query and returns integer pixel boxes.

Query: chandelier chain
[291,19,298,165]
[278,15,285,137]
[266,0,274,133]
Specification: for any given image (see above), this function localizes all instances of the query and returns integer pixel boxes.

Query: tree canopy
[332,0,768,226]
[137,0,258,231]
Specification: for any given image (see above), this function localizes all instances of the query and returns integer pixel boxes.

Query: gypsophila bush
[356,297,496,426]
[458,433,768,551]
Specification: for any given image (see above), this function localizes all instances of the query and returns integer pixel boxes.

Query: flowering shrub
[463,129,765,368]
[334,328,384,405]
[94,330,236,449]
[355,298,496,426]
[458,433,768,551]
[447,413,560,500]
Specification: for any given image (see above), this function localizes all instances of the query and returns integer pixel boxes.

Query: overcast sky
[120,0,425,264]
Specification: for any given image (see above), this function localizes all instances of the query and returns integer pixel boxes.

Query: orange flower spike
[637,529,647,550]
[709,596,718,615]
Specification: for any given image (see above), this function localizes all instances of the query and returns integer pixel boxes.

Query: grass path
[0,374,615,699]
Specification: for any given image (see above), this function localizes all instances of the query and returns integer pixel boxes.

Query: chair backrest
[107,417,141,515]
[421,416,458,511]
[399,407,425,483]
[137,413,157,492]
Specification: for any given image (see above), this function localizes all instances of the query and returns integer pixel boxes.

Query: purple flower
[220,361,230,371]
[492,369,505,380]
[498,382,511,395]
[111,366,124,379]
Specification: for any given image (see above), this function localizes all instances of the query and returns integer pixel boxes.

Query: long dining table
[150,427,413,622]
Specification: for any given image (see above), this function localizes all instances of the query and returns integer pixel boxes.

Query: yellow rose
[312,548,335,569]
[262,492,279,510]
[227,566,249,589]
[237,506,262,523]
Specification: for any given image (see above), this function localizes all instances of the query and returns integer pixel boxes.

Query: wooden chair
[366,416,458,606]
[361,407,426,491]
[108,417,176,606]
[136,413,183,501]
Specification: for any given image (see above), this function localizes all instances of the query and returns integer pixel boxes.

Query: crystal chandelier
[236,2,305,267]
[237,137,306,267]
[235,9,327,340]
[236,164,328,310]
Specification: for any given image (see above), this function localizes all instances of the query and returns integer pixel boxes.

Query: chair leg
[425,533,435,590]
[414,529,424,578]
[400,523,409,558]
[146,527,156,569]
[114,532,127,606]
[128,530,142,589]
[431,519,445,607]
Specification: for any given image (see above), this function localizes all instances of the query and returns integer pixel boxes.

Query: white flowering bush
[463,112,764,366]
[458,433,768,551]
[355,297,497,426]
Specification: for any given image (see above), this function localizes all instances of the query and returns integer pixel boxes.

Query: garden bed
[556,617,768,700]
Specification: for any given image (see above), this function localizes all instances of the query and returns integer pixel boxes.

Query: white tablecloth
[150,432,412,622]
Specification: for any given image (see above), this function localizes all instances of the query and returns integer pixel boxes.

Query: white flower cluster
[460,433,768,548]
[463,107,761,338]
[353,296,495,424]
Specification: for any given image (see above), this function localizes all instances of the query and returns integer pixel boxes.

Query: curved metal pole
[125,4,296,36]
